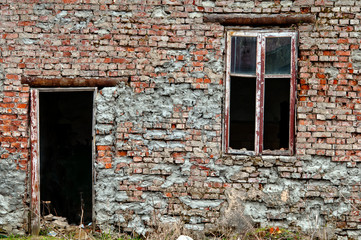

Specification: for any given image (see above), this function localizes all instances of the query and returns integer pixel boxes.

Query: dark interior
[229,76,256,150]
[40,91,93,224]
[229,76,290,151]
[264,78,290,150]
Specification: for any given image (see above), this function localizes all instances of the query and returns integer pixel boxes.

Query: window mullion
[255,34,265,154]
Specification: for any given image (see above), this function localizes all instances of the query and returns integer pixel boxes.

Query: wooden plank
[91,88,97,230]
[30,89,40,235]
[22,77,122,87]
[264,74,292,79]
[204,13,316,26]
[255,34,265,155]
[230,73,257,78]
[262,149,291,156]
[224,31,232,153]
[37,87,96,92]
[289,33,298,155]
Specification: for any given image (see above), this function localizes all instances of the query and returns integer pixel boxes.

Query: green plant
[244,226,302,240]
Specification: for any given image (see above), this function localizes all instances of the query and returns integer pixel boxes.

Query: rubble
[41,214,95,240]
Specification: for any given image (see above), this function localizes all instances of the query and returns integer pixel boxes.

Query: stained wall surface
[1,0,361,238]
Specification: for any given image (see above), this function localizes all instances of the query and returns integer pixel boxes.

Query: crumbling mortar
[0,150,26,234]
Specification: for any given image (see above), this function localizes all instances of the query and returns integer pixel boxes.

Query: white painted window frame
[223,30,298,156]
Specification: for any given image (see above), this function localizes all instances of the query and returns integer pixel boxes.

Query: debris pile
[42,214,95,240]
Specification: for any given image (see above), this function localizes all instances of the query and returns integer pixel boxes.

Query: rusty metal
[30,89,40,235]
[22,77,121,87]
[204,14,316,26]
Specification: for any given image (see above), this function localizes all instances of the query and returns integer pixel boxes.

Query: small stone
[52,219,70,229]
[43,214,54,221]
[176,235,193,240]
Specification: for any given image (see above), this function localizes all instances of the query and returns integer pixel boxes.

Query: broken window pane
[265,37,291,74]
[229,77,256,150]
[263,78,290,150]
[231,37,257,75]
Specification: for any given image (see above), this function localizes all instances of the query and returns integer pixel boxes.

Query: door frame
[30,87,97,234]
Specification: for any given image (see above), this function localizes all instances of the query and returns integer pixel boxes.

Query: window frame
[223,30,298,156]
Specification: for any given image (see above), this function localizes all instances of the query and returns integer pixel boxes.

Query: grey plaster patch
[323,165,348,185]
[0,151,26,234]
[202,1,215,7]
[296,209,326,233]
[115,191,128,202]
[143,130,166,139]
[96,29,110,35]
[160,215,180,223]
[112,174,164,187]
[112,214,125,224]
[74,11,93,18]
[243,202,267,222]
[19,38,38,45]
[187,85,222,129]
[325,67,338,79]
[179,196,223,209]
[151,164,177,172]
[332,202,350,217]
[96,135,114,145]
[151,7,170,18]
[119,193,168,215]
[157,60,185,73]
[206,177,224,183]
[142,192,168,209]
[181,158,192,173]
[111,11,133,18]
[35,9,72,31]
[302,156,351,184]
[96,124,113,135]
[184,224,204,231]
[34,4,95,31]
[57,11,68,19]
[36,22,54,31]
[263,184,284,194]
[352,50,361,69]
[33,4,52,16]
[259,168,279,183]
[128,216,146,236]
[189,12,202,18]
[161,172,187,188]
[205,160,242,182]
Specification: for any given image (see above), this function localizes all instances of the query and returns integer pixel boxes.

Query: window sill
[227,148,292,156]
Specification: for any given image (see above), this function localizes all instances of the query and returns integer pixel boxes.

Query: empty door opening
[39,91,93,224]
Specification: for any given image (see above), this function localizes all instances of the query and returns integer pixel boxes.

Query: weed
[244,226,302,240]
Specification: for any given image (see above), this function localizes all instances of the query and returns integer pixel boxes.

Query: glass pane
[265,37,291,74]
[231,37,257,75]
[229,77,256,150]
[264,78,290,150]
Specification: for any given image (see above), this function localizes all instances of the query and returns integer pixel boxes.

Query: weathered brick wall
[1,0,361,238]
[0,1,29,233]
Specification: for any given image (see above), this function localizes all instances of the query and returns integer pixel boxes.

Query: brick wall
[1,0,361,238]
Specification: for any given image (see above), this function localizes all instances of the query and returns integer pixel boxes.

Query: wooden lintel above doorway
[22,77,121,88]
[203,13,316,26]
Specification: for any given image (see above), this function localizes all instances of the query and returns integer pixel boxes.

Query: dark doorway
[39,91,93,225]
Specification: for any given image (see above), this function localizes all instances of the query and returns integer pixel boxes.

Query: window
[224,30,297,155]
